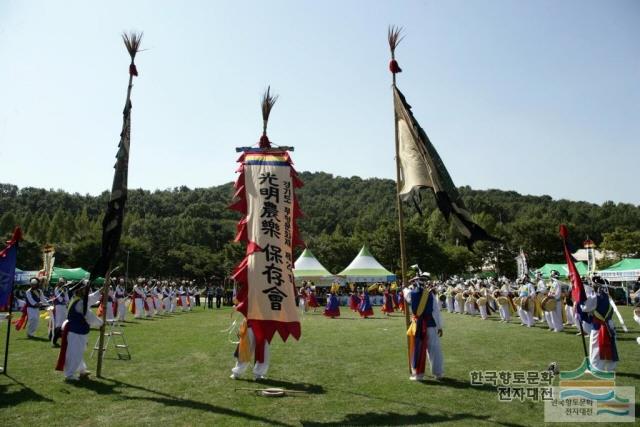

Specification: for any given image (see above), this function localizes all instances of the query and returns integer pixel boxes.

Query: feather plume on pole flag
[230,88,303,364]
[390,32,499,250]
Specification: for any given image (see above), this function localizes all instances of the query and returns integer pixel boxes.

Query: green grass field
[0,304,638,426]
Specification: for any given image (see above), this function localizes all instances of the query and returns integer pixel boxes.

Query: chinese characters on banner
[231,151,302,347]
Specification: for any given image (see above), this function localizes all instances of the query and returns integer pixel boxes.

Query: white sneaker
[254,375,266,381]
[229,373,239,380]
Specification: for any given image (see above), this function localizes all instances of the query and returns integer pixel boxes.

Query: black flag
[393,86,499,249]
[90,99,131,280]
[90,32,141,280]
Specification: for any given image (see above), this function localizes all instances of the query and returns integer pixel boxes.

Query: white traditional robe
[63,300,103,379]
[231,327,270,379]
[25,288,47,336]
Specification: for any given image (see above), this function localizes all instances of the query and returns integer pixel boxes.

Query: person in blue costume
[581,276,619,372]
[404,281,444,381]
[358,288,374,318]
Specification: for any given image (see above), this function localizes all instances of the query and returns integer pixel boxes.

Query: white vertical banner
[243,152,299,325]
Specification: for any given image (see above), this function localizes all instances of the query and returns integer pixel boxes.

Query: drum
[541,296,557,312]
[520,296,531,311]
[496,296,509,307]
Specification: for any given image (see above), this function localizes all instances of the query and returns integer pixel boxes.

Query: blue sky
[1,0,638,204]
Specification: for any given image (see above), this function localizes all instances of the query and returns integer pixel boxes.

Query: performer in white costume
[548,272,564,332]
[404,282,444,381]
[50,278,69,346]
[230,320,270,381]
[132,280,146,319]
[580,277,619,372]
[55,281,103,381]
[24,278,49,338]
[517,278,536,327]
[115,278,127,322]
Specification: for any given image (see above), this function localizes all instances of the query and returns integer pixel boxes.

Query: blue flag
[0,228,21,311]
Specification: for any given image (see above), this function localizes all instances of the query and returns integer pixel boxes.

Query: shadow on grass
[617,371,640,380]
[253,378,325,394]
[300,410,526,427]
[419,376,497,393]
[331,377,497,414]
[67,376,291,426]
[20,336,50,342]
[0,374,54,408]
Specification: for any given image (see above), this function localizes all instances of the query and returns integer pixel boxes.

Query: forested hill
[1,172,639,279]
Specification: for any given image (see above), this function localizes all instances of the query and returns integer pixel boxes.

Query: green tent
[598,258,640,282]
[534,262,588,279]
[338,245,396,283]
[293,248,336,286]
[50,267,90,284]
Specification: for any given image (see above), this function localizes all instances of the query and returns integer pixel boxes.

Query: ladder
[91,320,131,360]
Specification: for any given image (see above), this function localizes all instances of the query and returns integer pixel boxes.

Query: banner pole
[2,290,14,374]
[388,26,411,374]
[96,267,113,378]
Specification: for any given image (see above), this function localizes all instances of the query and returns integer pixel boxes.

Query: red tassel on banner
[234,218,248,243]
[389,59,402,74]
[129,63,138,76]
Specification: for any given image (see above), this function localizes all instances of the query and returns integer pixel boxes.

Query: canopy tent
[598,258,640,283]
[14,269,38,285]
[338,245,396,283]
[50,267,90,284]
[533,262,588,279]
[293,248,336,286]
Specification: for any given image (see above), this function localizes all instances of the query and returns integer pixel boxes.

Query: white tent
[338,245,396,283]
[293,248,336,286]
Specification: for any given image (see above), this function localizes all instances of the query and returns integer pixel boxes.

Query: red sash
[55,323,70,371]
[14,305,28,331]
[594,318,614,361]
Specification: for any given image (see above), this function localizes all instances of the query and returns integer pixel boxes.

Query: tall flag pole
[94,31,143,378]
[388,26,412,373]
[230,87,302,366]
[559,225,589,362]
[390,34,499,250]
[0,227,22,374]
[583,239,597,274]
